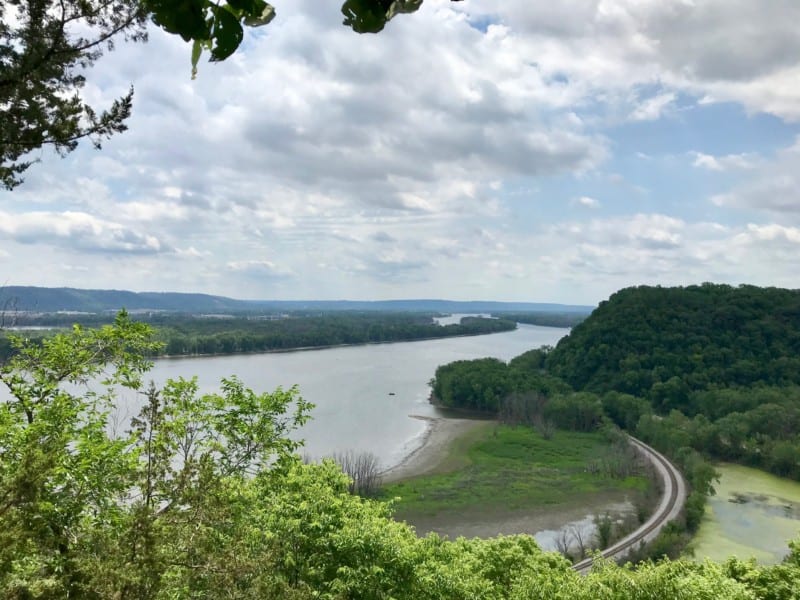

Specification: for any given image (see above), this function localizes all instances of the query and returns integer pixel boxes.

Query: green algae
[690,463,800,564]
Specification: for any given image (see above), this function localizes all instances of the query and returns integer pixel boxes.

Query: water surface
[113,324,568,470]
[691,463,800,564]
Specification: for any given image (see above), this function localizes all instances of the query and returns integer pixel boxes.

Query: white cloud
[116,200,190,222]
[741,223,800,244]
[691,151,759,171]
[461,0,800,121]
[0,210,166,254]
[1,1,800,303]
[517,213,800,301]
[574,196,600,208]
[629,92,676,122]
[708,138,800,217]
[226,260,294,280]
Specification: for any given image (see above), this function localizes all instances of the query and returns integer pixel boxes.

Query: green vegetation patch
[383,426,648,517]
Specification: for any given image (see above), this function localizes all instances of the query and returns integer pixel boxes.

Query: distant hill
[0,286,594,315]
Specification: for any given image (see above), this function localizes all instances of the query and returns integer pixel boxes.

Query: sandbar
[381,415,486,483]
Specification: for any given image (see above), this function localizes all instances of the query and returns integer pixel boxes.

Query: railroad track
[572,436,686,575]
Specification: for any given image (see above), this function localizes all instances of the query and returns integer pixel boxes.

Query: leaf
[191,39,203,79]
[243,1,276,27]
[210,5,244,62]
[226,0,257,12]
[148,0,209,41]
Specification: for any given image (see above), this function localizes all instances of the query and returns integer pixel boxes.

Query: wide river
[113,321,569,470]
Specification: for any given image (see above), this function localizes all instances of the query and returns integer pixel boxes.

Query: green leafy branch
[144,0,276,78]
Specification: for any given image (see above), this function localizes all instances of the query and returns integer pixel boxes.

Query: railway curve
[573,435,687,574]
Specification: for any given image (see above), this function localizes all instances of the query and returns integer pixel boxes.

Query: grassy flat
[383,425,649,519]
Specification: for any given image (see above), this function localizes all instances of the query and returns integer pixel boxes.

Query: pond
[691,463,800,564]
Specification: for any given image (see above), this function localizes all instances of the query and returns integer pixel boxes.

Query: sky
[3,0,800,306]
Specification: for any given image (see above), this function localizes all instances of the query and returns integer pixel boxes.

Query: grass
[382,425,649,518]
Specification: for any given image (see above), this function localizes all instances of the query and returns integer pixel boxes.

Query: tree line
[0,312,516,361]
[492,312,587,328]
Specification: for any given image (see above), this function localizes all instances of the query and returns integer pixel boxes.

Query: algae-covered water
[691,463,800,564]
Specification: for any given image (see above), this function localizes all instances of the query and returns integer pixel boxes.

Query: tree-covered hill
[545,284,800,405]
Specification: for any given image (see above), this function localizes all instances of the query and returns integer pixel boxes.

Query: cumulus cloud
[629,92,676,122]
[356,254,431,282]
[0,210,166,254]
[116,200,191,222]
[552,213,686,251]
[226,260,294,279]
[521,214,800,300]
[741,223,800,245]
[1,1,799,302]
[708,139,800,217]
[461,0,800,121]
[574,196,600,209]
[691,152,760,171]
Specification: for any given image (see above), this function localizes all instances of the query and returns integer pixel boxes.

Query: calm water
[110,323,568,470]
[691,463,800,564]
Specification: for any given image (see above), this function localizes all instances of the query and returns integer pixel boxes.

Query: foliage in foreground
[2,315,800,598]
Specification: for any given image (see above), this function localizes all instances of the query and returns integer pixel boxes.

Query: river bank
[382,416,489,483]
[380,418,647,549]
[153,328,517,361]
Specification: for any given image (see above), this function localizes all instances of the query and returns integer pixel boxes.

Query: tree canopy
[0,0,462,189]
[546,283,800,400]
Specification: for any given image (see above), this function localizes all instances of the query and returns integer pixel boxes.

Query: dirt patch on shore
[381,416,491,483]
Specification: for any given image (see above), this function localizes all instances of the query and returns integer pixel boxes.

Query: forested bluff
[1,284,800,598]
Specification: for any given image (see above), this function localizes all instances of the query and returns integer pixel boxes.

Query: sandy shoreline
[380,415,640,546]
[381,415,487,483]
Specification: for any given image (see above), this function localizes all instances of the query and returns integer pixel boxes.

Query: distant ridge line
[0,286,594,314]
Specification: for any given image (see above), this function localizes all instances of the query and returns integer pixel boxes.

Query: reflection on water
[534,501,634,553]
[691,463,800,564]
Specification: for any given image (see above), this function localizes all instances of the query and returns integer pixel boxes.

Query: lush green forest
[430,351,570,413]
[544,284,800,480]
[546,283,800,396]
[0,313,516,361]
[1,313,798,598]
[429,283,800,557]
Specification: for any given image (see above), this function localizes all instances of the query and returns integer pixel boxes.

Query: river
[110,322,568,470]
